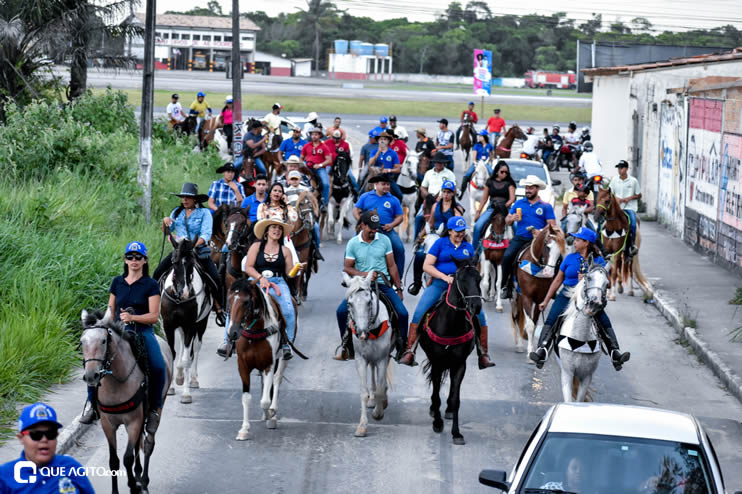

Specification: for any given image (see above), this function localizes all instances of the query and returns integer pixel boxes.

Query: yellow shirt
[190,100,211,118]
[562,189,593,206]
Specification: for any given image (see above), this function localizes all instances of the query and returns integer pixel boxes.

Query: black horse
[173,116,198,136]
[418,258,482,445]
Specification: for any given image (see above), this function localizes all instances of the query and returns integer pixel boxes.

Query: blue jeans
[380,229,405,277]
[414,213,426,240]
[545,290,611,328]
[348,170,360,194]
[489,132,500,145]
[313,223,321,250]
[234,155,267,176]
[462,163,492,183]
[473,208,493,249]
[412,279,486,326]
[624,208,637,235]
[315,167,330,205]
[336,284,409,342]
[443,154,454,171]
[223,277,295,346]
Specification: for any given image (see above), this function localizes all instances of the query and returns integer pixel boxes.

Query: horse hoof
[515,345,525,354]
[452,436,466,445]
[167,387,175,396]
[354,425,367,437]
[433,420,444,433]
[180,395,192,404]
[444,411,454,420]
[189,379,199,389]
[608,294,616,301]
[236,430,249,441]
[496,307,503,313]
[429,409,435,418]
[618,285,624,294]
[628,290,634,297]
[367,398,376,408]
[336,239,342,245]
[266,418,277,429]
[372,411,384,421]
[175,375,184,386]
[383,399,388,410]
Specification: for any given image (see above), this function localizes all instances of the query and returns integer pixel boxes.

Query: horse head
[80,308,121,387]
[225,207,251,251]
[170,236,196,300]
[580,261,610,316]
[451,258,482,316]
[592,184,615,223]
[532,225,565,277]
[509,125,526,141]
[343,272,381,342]
[488,203,509,240]
[227,278,266,341]
[472,159,490,187]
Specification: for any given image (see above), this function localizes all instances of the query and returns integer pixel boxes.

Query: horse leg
[123,425,141,494]
[180,334,194,404]
[372,359,387,421]
[236,357,251,440]
[189,333,202,389]
[608,263,618,301]
[355,356,369,437]
[626,257,635,297]
[560,358,575,403]
[260,355,276,424]
[103,421,121,494]
[430,365,444,433]
[267,358,288,428]
[495,263,504,313]
[479,253,491,302]
[524,314,536,358]
[449,362,467,445]
[327,199,335,243]
[367,365,377,408]
[174,328,184,387]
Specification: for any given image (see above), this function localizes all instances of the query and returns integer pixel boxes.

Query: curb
[56,416,91,456]
[649,288,742,406]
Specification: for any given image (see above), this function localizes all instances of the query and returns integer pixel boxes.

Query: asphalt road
[66,142,742,493]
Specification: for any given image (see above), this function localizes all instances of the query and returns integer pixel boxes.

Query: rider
[334,211,408,361]
[166,93,185,129]
[459,129,494,197]
[389,115,408,142]
[563,184,594,225]
[326,129,360,196]
[529,226,631,370]
[399,216,495,369]
[359,129,380,185]
[540,127,554,163]
[486,108,506,146]
[240,173,268,223]
[415,152,456,239]
[285,170,323,260]
[521,126,540,159]
[368,130,403,202]
[240,120,269,175]
[256,182,301,265]
[577,141,602,179]
[456,101,478,149]
[608,160,642,257]
[354,174,405,278]
[277,155,312,189]
[408,180,464,296]
[300,127,332,209]
[391,131,408,165]
[262,102,283,150]
[563,122,581,167]
[219,96,234,151]
[325,116,346,141]
[472,161,517,250]
[207,162,245,212]
[153,183,225,325]
[80,241,167,434]
[501,175,557,299]
[434,118,455,171]
[302,112,320,140]
[189,91,212,133]
[279,127,307,161]
[580,126,591,143]
[561,173,594,229]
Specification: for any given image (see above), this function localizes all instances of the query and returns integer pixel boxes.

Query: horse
[467,159,490,226]
[292,196,317,301]
[361,165,383,193]
[593,186,652,300]
[227,278,294,440]
[556,262,610,402]
[495,125,526,158]
[564,205,588,254]
[222,206,253,290]
[510,225,566,356]
[396,155,419,242]
[342,272,394,437]
[417,258,482,445]
[173,116,197,136]
[479,203,510,312]
[198,116,223,150]
[159,237,212,404]
[459,114,475,166]
[81,309,173,494]
[210,204,231,267]
[327,151,354,245]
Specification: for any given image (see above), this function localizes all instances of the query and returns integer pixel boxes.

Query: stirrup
[529,347,547,369]
[215,310,226,327]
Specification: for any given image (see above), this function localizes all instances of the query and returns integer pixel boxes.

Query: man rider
[277,155,312,189]
[167,93,185,129]
[540,127,554,163]
[326,129,360,197]
[279,127,307,161]
[501,175,557,299]
[302,112,320,139]
[414,127,436,181]
[578,141,602,179]
[334,211,408,361]
[561,172,594,231]
[325,116,346,141]
[521,126,540,159]
[189,91,211,133]
[456,101,478,149]
[434,118,455,171]
[608,160,641,257]
[563,121,581,167]
[240,174,268,223]
[262,102,283,150]
[207,162,245,212]
[240,120,268,175]
[300,127,332,209]
[486,108,506,145]
[389,115,408,142]
[368,130,404,202]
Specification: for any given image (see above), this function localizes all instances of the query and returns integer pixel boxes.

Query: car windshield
[509,162,548,185]
[521,433,713,494]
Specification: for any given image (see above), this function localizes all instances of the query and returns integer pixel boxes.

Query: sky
[155,0,742,32]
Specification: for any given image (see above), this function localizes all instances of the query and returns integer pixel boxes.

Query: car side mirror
[479,470,510,490]
[552,179,562,186]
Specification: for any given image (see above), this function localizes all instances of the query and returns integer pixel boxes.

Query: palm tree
[298,0,340,71]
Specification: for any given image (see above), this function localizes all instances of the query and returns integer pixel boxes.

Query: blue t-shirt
[240,194,265,223]
[473,142,493,161]
[360,142,378,165]
[428,237,475,275]
[560,252,607,287]
[279,137,306,160]
[355,191,403,225]
[110,275,160,328]
[0,452,95,493]
[509,198,556,239]
[375,149,400,171]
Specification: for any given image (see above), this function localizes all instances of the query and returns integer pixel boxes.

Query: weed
[729,287,742,305]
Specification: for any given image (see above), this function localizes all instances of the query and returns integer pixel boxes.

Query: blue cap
[379,116,388,123]
[468,101,475,106]
[479,129,488,136]
[18,403,63,432]
[197,91,205,97]
[570,226,597,244]
[441,180,455,192]
[447,216,467,232]
[368,128,379,138]
[125,241,147,257]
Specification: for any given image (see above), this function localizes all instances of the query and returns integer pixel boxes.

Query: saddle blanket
[483,238,509,250]
[557,335,601,354]
[519,260,554,278]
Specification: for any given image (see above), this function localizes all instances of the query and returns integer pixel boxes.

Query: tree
[610,20,632,34]
[631,17,653,34]
[297,0,341,71]
[165,1,226,17]
[579,13,602,37]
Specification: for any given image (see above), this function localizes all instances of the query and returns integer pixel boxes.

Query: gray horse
[555,263,610,402]
[564,205,588,254]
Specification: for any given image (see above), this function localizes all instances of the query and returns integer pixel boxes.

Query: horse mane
[231,277,280,328]
[82,309,125,336]
[344,276,371,299]
[551,226,567,254]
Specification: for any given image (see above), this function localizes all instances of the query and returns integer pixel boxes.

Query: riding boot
[478,325,495,369]
[398,323,419,366]
[598,325,631,371]
[529,324,557,369]
[145,408,161,435]
[627,230,638,257]
[333,328,354,361]
[408,255,425,295]
[394,331,405,361]
[458,178,469,200]
[79,392,99,425]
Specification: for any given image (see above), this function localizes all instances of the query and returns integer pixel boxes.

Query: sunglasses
[22,428,58,441]
[125,253,145,261]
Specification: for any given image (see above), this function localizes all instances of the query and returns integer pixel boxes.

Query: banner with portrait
[473,49,492,96]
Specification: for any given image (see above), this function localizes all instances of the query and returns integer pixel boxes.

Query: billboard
[473,49,492,96]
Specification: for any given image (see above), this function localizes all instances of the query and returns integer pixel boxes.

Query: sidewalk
[638,221,742,403]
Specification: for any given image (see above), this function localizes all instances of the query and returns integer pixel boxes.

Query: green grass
[729,287,742,305]
[96,88,593,123]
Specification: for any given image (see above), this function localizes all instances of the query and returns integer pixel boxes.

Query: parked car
[479,402,733,493]
[503,159,561,208]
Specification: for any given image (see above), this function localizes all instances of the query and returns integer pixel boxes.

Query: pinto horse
[510,225,565,356]
[292,196,317,301]
[479,203,510,312]
[593,186,652,300]
[495,125,526,158]
[198,116,223,150]
[459,115,475,166]
[327,152,354,244]
[397,155,419,242]
[418,259,482,445]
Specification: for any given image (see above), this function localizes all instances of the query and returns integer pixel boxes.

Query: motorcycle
[547,142,573,171]
[519,151,538,160]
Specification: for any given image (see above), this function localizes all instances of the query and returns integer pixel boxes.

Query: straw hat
[519,175,547,190]
[254,219,290,239]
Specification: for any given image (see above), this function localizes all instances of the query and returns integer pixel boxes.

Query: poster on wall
[658,101,686,234]
[718,133,742,267]
[473,49,492,96]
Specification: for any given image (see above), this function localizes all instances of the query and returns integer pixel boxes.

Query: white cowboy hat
[519,175,547,190]
[254,219,290,239]
[283,155,302,165]
[306,112,318,121]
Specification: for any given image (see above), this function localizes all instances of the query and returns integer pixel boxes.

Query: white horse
[556,262,610,402]
[468,159,490,226]
[563,205,588,254]
[342,272,394,438]
[397,153,419,242]
[327,153,355,244]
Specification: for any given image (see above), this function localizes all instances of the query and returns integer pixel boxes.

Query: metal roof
[134,13,259,32]
[548,403,701,444]
[582,47,742,76]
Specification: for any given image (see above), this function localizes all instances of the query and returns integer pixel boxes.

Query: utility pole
[231,0,243,159]
[138,0,156,222]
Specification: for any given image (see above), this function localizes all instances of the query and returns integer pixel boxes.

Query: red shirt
[487,116,506,133]
[460,110,478,123]
[325,139,351,163]
[391,139,408,163]
[300,141,329,168]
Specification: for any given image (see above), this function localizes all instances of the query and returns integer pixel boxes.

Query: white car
[479,402,733,493]
[503,159,561,208]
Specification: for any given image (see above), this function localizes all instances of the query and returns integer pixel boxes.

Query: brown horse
[510,225,565,357]
[198,116,223,150]
[459,116,475,166]
[210,204,231,266]
[495,125,526,158]
[478,203,510,313]
[291,196,317,302]
[593,186,652,300]
[221,207,253,295]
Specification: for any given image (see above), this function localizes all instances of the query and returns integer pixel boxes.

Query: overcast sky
[155,0,742,32]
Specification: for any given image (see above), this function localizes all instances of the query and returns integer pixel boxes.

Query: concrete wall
[589,74,631,179]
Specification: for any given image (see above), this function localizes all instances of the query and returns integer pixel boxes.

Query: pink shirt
[221,108,233,125]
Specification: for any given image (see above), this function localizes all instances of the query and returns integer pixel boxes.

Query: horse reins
[82,327,139,384]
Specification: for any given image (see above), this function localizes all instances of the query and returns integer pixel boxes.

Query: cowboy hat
[283,155,302,165]
[170,182,208,203]
[216,162,236,173]
[415,127,427,136]
[377,130,395,141]
[308,127,323,135]
[519,175,547,190]
[368,174,391,184]
[254,218,289,239]
[306,111,318,121]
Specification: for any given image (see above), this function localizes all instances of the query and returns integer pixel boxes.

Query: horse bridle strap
[97,381,146,414]
[349,319,390,340]
[423,311,474,346]
[82,327,139,384]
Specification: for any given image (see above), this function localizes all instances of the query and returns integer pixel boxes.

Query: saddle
[551,313,605,358]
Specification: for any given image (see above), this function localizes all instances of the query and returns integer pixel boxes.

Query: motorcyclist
[563,122,581,167]
[521,127,540,160]
[577,141,602,180]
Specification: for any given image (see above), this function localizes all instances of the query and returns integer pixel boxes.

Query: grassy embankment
[97,88,593,123]
[0,89,221,440]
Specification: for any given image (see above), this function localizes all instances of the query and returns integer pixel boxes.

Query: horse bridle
[530,230,560,270]
[348,280,382,333]
[447,265,482,312]
[578,264,609,311]
[82,326,138,384]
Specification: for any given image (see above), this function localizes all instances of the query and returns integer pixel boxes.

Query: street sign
[473,49,492,96]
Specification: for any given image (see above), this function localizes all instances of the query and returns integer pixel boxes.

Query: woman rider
[256,182,301,265]
[80,242,168,435]
[408,180,464,296]
[242,219,304,359]
[400,216,495,369]
[219,96,234,151]
[472,160,516,250]
[459,130,494,196]
[529,226,631,370]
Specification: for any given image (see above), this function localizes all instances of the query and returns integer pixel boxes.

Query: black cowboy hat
[431,151,449,163]
[368,174,391,184]
[170,182,208,203]
[216,162,236,173]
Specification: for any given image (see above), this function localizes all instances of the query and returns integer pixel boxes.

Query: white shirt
[436,130,455,156]
[285,184,311,206]
[609,175,641,211]
[167,102,184,122]
[421,167,456,196]
[564,131,580,145]
[263,112,282,134]
[302,122,316,140]
[579,152,602,178]
[522,135,539,154]
[391,125,408,141]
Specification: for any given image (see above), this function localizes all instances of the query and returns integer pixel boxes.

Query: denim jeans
[347,170,360,194]
[411,278,486,326]
[544,289,612,328]
[624,208,637,235]
[389,180,403,202]
[313,223,321,250]
[443,154,454,171]
[315,167,330,205]
[414,213,426,240]
[489,132,500,145]
[473,208,493,249]
[223,277,295,347]
[336,284,408,342]
[234,155,267,175]
[501,235,532,286]
[380,229,405,278]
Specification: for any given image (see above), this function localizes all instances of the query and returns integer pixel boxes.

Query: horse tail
[510,295,527,340]
[572,376,594,402]
[631,253,653,298]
